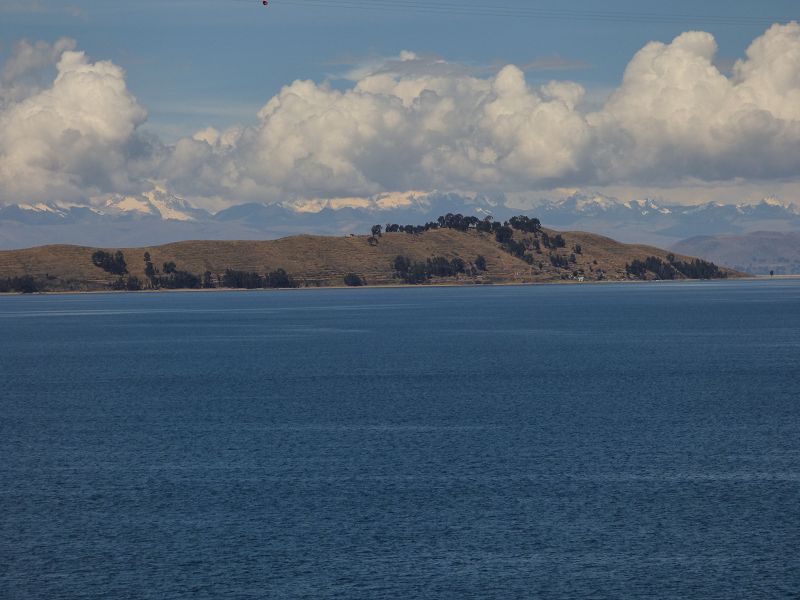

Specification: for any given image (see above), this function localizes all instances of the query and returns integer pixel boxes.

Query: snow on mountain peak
[575,195,617,211]
[105,196,157,215]
[101,189,200,221]
[144,190,196,221]
[18,202,67,216]
[759,197,797,211]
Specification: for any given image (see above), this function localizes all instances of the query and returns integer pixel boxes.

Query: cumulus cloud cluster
[0,38,158,203]
[2,23,800,206]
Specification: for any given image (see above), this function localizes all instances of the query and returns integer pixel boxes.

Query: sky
[1,0,800,211]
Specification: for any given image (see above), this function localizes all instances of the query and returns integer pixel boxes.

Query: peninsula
[0,214,739,292]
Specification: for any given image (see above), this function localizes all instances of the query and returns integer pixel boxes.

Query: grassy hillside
[0,226,741,292]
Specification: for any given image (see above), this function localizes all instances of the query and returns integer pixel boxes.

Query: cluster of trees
[392,254,484,284]
[219,269,259,289]
[382,213,487,234]
[343,273,366,286]
[92,250,301,291]
[437,214,484,232]
[494,225,514,244]
[160,271,203,289]
[384,214,539,235]
[141,253,208,290]
[377,213,542,237]
[374,214,563,270]
[499,235,527,260]
[222,268,297,289]
[493,229,548,267]
[0,275,39,293]
[492,217,573,268]
[111,277,142,291]
[626,256,677,280]
[382,224,427,234]
[626,254,726,280]
[540,232,566,249]
[670,257,726,279]
[549,253,572,269]
[91,250,146,290]
[508,215,542,233]
[92,250,128,275]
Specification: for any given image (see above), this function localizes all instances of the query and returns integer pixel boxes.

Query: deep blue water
[2,280,800,599]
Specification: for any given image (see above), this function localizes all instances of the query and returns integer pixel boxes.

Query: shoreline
[1,274,793,297]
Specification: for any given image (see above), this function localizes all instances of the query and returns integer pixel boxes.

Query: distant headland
[0,214,739,293]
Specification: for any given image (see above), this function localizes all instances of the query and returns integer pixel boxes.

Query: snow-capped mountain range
[0,190,208,224]
[1,190,798,251]
[531,193,800,247]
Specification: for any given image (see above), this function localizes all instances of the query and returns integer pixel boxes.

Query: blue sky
[2,0,800,209]
[3,0,795,138]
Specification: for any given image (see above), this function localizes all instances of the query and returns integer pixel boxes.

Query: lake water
[2,280,800,599]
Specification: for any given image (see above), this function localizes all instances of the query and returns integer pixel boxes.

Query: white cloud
[590,23,800,183]
[3,24,800,207]
[0,40,150,203]
[163,59,594,203]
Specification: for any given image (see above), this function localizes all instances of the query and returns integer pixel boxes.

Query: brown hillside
[0,228,742,291]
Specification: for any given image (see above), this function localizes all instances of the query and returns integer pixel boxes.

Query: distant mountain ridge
[1,190,798,252]
[532,194,800,247]
[0,190,211,225]
[673,231,800,275]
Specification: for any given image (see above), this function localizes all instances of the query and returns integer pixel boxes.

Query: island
[0,214,739,293]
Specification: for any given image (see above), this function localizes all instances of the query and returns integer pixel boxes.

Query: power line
[237,0,795,27]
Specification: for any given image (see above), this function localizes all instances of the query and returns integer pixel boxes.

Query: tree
[405,261,429,284]
[495,226,513,244]
[549,253,569,269]
[163,261,176,274]
[393,255,410,273]
[267,268,296,288]
[626,255,724,280]
[159,269,201,289]
[502,239,526,258]
[475,255,487,271]
[143,253,157,285]
[476,216,493,233]
[343,273,365,286]
[114,251,127,272]
[371,224,382,237]
[92,250,128,275]
[509,215,542,233]
[222,269,263,289]
[0,275,39,293]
